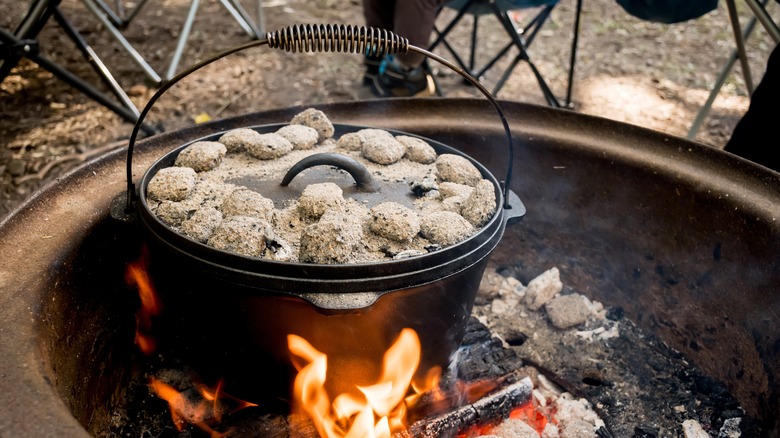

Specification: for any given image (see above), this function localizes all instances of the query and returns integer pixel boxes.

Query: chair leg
[745,0,780,43]
[565,0,583,108]
[726,0,754,94]
[79,0,162,84]
[429,0,477,52]
[166,0,201,81]
[469,14,478,72]
[52,6,140,116]
[491,2,560,106]
[686,2,764,139]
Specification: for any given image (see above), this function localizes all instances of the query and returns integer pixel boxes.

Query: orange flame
[125,250,163,355]
[289,328,440,437]
[149,378,257,437]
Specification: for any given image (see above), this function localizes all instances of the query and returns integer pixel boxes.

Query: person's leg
[362,0,397,85]
[370,0,446,97]
[392,0,446,67]
[723,42,780,172]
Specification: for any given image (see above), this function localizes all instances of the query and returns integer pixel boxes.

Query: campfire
[122,251,595,437]
[121,250,752,438]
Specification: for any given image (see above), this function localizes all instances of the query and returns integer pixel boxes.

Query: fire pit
[0,98,779,436]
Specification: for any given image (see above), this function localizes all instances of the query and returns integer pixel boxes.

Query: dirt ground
[1,0,777,219]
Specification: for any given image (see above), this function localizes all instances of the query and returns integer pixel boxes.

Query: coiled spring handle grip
[125,24,515,211]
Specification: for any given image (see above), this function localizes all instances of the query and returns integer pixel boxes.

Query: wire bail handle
[125,24,515,211]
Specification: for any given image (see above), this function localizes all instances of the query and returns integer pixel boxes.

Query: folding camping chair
[429,0,582,108]
[81,0,265,83]
[0,0,156,133]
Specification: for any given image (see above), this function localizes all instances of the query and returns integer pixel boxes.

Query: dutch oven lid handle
[124,24,515,213]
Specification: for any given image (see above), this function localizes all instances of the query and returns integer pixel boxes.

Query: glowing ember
[457,399,553,437]
[149,378,257,437]
[289,328,440,437]
[125,249,163,355]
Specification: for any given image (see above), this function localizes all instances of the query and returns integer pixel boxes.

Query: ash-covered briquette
[436,153,483,186]
[207,215,273,257]
[180,207,222,243]
[147,167,197,202]
[361,129,406,165]
[174,141,226,172]
[369,202,420,242]
[420,211,475,246]
[524,267,563,310]
[290,108,334,141]
[276,124,319,150]
[299,209,363,264]
[336,132,362,151]
[155,201,190,227]
[461,179,497,227]
[439,182,473,198]
[217,127,262,153]
[220,188,274,221]
[298,182,344,221]
[397,135,437,164]
[245,133,294,160]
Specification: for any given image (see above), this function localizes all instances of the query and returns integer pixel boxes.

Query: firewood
[406,377,533,438]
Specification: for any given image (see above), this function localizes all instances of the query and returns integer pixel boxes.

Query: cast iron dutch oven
[117,24,525,404]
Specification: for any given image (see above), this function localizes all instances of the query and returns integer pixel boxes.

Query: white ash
[218,127,262,153]
[173,141,226,172]
[361,130,406,165]
[461,179,498,227]
[559,418,598,438]
[245,133,294,160]
[207,215,273,258]
[336,132,363,151]
[472,269,614,438]
[397,135,437,164]
[436,153,483,186]
[541,424,560,438]
[299,209,363,264]
[719,418,742,437]
[420,211,474,246]
[180,207,222,243]
[393,249,426,260]
[369,202,420,242]
[524,267,563,310]
[555,394,605,432]
[290,108,334,141]
[298,182,344,221]
[682,419,710,438]
[544,294,595,330]
[276,124,319,150]
[154,201,190,227]
[147,167,197,202]
[483,418,540,438]
[220,188,274,221]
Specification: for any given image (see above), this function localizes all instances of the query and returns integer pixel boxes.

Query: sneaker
[363,52,383,86]
[370,57,436,98]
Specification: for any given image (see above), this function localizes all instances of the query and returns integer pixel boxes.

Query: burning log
[406,377,533,438]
